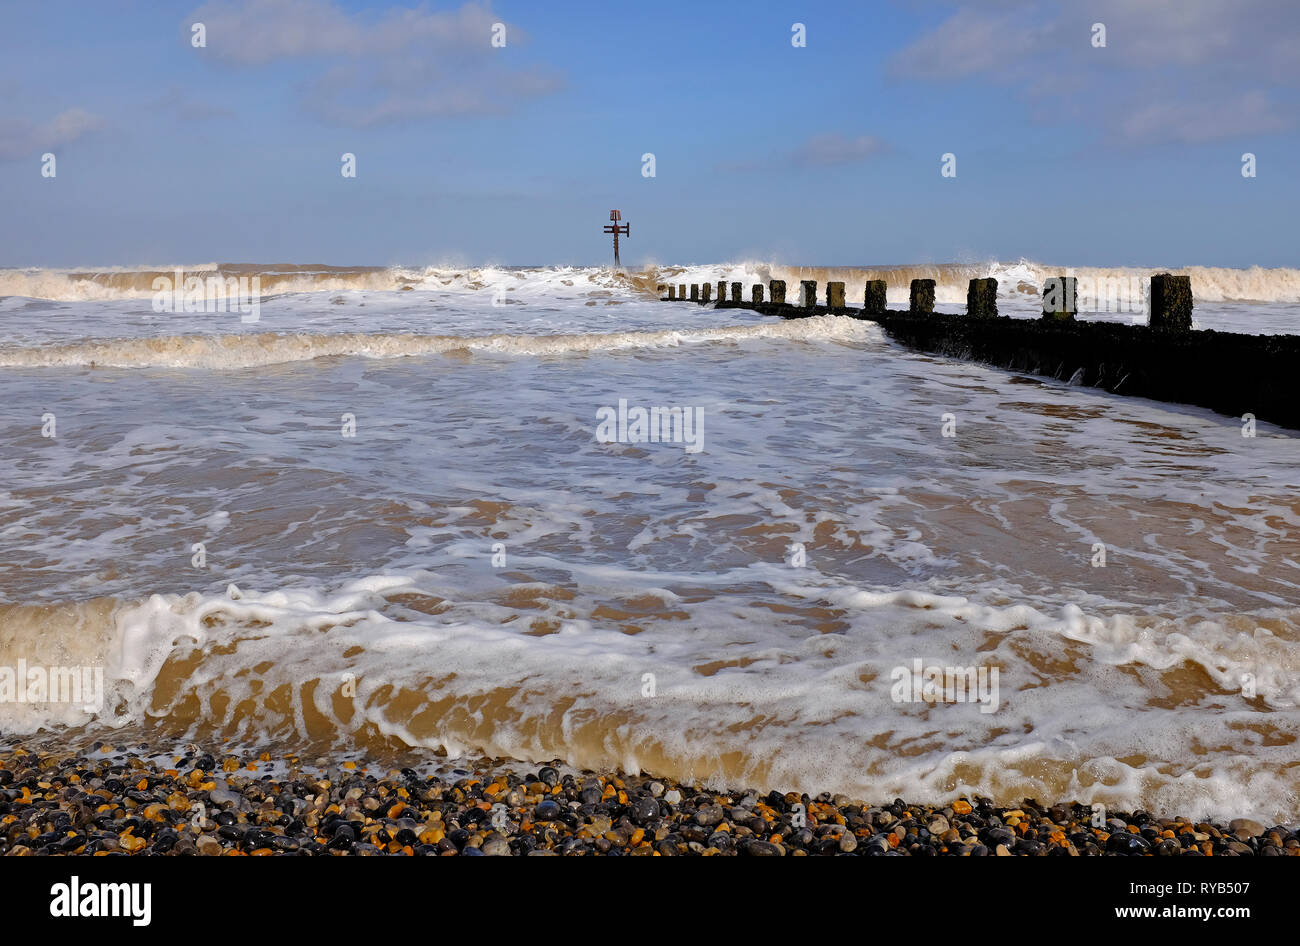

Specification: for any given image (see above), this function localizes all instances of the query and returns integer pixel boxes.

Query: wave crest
[0,317,876,369]
[3,261,1299,304]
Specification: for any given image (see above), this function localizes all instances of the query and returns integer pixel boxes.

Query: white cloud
[719,133,889,173]
[1119,91,1290,145]
[0,108,103,161]
[189,0,499,64]
[150,87,235,121]
[888,0,1298,143]
[186,0,562,126]
[890,7,1049,81]
[790,133,888,167]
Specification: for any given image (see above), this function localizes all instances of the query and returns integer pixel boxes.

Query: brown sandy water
[0,265,1297,820]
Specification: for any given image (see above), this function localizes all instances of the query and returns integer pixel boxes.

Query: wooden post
[730,281,742,302]
[769,280,787,304]
[679,284,687,299]
[910,279,935,314]
[690,284,699,301]
[800,280,818,307]
[967,278,998,318]
[863,280,886,314]
[667,285,676,300]
[753,284,764,304]
[657,283,667,299]
[827,281,846,309]
[1040,276,1076,320]
[701,283,712,302]
[717,281,726,302]
[1149,274,1193,331]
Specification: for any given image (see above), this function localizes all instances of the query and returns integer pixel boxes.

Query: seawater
[0,261,1297,822]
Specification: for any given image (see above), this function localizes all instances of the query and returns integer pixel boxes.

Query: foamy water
[1,261,1298,822]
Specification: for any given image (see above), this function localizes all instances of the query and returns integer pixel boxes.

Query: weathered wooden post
[753,284,764,304]
[667,285,676,300]
[769,280,787,305]
[701,283,712,302]
[1040,276,1077,320]
[730,281,742,303]
[1149,274,1193,331]
[827,282,846,309]
[679,284,687,299]
[863,280,887,315]
[800,280,818,307]
[689,284,699,301]
[967,278,998,318]
[910,279,935,314]
[717,281,726,302]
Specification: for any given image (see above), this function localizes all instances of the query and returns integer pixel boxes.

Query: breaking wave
[0,317,876,370]
[4,579,1298,820]
[3,260,1300,304]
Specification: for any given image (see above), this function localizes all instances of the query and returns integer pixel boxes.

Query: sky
[0,0,1297,268]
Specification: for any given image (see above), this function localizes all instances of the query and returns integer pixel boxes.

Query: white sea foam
[4,570,1297,821]
[0,317,874,369]
[4,259,1300,303]
[1,264,1297,820]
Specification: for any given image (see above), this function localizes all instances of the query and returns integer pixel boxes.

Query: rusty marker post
[603,210,629,267]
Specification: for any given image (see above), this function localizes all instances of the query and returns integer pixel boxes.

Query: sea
[0,259,1297,821]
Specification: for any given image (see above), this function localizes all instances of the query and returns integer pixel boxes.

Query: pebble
[1230,818,1265,839]
[693,804,725,827]
[1,743,1292,857]
[628,796,659,825]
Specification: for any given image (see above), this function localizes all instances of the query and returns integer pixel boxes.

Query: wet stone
[1230,818,1265,839]
[629,796,659,825]
[534,800,561,821]
[693,804,725,827]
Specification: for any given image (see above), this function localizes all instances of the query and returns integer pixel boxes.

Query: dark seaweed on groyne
[662,275,1300,430]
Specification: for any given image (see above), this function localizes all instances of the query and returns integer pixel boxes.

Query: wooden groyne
[655,275,1300,429]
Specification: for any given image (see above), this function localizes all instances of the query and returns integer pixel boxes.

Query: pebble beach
[1,743,1294,857]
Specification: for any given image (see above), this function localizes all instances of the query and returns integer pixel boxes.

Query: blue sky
[1,0,1297,267]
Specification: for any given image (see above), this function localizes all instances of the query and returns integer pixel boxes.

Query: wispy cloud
[1119,91,1291,145]
[888,0,1298,144]
[0,108,103,161]
[150,87,235,121]
[186,0,564,127]
[790,133,888,167]
[720,132,889,172]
